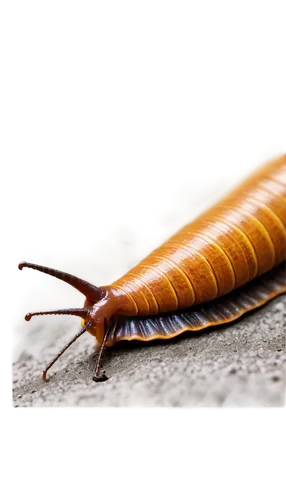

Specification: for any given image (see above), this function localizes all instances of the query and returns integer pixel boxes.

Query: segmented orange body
[110,155,286,316]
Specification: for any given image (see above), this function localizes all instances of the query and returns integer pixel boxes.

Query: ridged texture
[107,261,285,346]
[111,155,286,316]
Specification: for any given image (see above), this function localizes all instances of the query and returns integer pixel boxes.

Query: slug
[19,154,286,381]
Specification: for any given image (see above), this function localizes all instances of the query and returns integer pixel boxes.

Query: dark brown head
[18,261,121,380]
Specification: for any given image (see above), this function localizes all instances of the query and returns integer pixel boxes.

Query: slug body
[101,154,286,346]
[109,156,285,314]
[19,155,286,380]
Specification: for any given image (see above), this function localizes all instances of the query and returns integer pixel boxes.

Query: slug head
[80,295,120,343]
[18,261,119,381]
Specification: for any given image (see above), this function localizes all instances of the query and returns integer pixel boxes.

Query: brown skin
[83,298,113,345]
[83,289,136,344]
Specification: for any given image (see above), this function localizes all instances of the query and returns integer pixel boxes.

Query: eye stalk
[18,261,105,302]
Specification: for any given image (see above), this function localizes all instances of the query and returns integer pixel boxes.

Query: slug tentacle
[42,321,92,381]
[18,261,105,302]
[25,308,90,321]
[92,318,118,382]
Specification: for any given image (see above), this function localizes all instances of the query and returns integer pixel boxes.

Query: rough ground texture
[12,296,286,409]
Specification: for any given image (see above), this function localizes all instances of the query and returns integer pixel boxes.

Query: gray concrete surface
[12,295,285,407]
